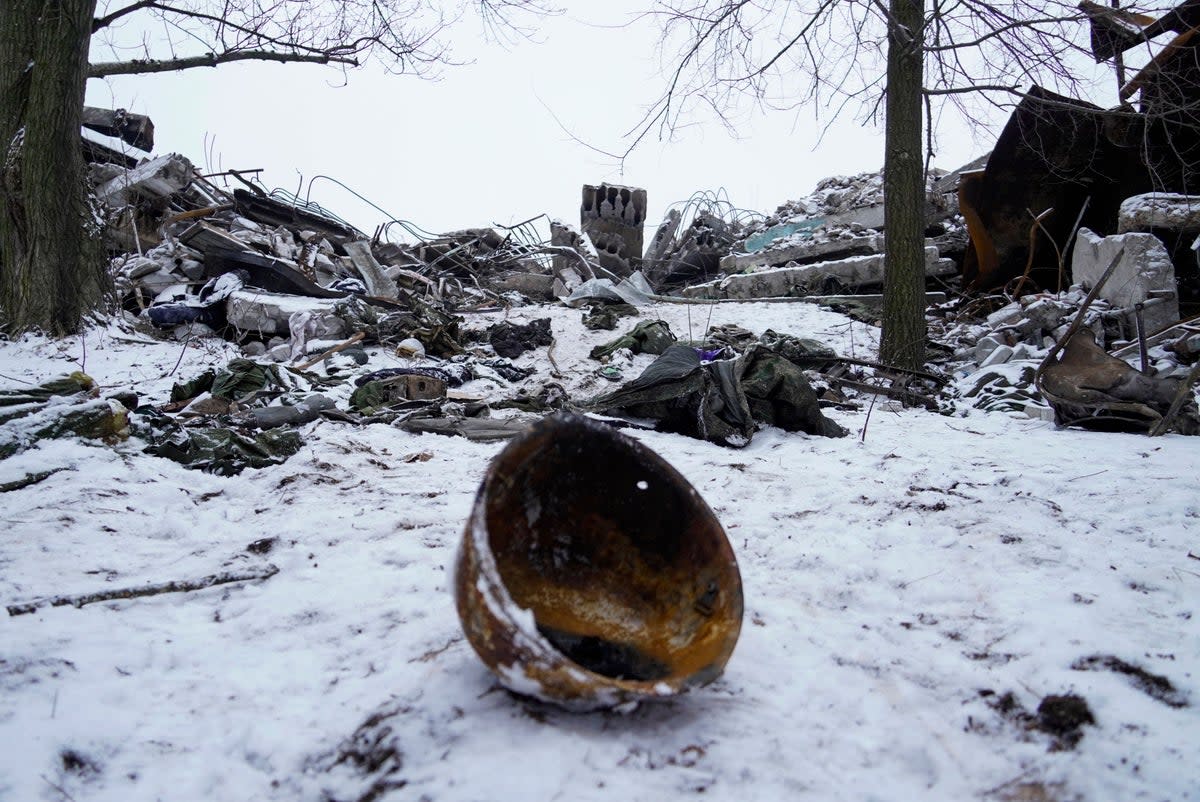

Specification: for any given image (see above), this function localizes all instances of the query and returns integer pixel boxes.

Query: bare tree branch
[88,0,557,81]
[93,0,160,33]
[922,83,1024,96]
[90,49,358,78]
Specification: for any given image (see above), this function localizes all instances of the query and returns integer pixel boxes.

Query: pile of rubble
[11,1,1200,479]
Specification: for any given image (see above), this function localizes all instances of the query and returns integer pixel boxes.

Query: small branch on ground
[295,332,367,371]
[7,565,279,616]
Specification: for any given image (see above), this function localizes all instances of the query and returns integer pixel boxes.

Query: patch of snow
[0,303,1197,802]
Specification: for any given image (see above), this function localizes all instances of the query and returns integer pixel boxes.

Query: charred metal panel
[962,87,1151,291]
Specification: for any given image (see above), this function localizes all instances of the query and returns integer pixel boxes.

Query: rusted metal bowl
[455,412,743,711]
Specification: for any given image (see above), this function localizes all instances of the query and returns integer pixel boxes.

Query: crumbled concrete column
[581,183,647,277]
[549,220,594,289]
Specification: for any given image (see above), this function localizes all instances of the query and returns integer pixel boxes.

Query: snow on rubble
[1,299,1198,802]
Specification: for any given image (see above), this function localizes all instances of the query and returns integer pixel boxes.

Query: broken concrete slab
[720,233,884,274]
[95,153,193,207]
[1119,193,1200,233]
[684,247,955,300]
[1071,228,1179,333]
[743,219,827,253]
[826,204,885,230]
[232,189,363,244]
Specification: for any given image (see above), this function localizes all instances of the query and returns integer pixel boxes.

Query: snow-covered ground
[1,300,1197,802]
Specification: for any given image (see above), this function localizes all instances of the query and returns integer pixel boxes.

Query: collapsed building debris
[959,1,1200,302]
[685,245,956,301]
[25,99,1180,475]
[955,87,1141,294]
[636,173,964,302]
[643,210,742,291]
[1033,252,1200,434]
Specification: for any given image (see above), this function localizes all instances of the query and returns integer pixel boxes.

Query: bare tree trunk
[0,0,107,336]
[880,0,927,373]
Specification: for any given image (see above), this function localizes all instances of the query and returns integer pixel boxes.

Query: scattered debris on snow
[3,72,1200,797]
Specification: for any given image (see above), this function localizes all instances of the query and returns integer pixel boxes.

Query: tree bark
[0,0,107,336]
[880,0,927,373]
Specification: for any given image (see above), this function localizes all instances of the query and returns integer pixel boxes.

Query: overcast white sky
[84,1,1082,240]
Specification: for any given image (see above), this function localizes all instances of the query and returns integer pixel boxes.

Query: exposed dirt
[1071,654,1190,709]
[983,690,1096,752]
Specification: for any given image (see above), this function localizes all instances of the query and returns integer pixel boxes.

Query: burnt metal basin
[455,412,743,711]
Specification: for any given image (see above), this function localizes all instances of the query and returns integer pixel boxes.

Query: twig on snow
[41,775,77,802]
[295,332,367,371]
[7,564,279,616]
[859,390,879,443]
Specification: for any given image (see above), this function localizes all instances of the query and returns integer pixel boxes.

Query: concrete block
[1011,298,1070,339]
[720,233,883,273]
[985,302,1023,328]
[1071,228,1179,333]
[226,290,343,336]
[1118,193,1200,233]
[973,335,1004,363]
[1024,403,1056,422]
[978,344,1014,368]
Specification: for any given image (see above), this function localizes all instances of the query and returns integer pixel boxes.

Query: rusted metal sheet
[455,412,743,711]
[961,87,1151,291]
[1037,329,1199,432]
